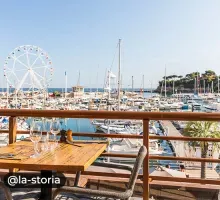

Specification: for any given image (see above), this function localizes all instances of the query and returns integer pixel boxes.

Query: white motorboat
[108,138,163,163]
[204,105,217,111]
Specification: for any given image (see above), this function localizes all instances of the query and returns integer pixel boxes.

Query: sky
[0,0,220,89]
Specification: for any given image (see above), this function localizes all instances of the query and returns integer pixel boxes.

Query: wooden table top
[0,141,108,171]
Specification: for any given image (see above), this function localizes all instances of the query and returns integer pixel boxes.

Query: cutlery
[72,144,83,147]
[78,141,108,144]
[66,139,83,147]
[0,157,21,160]
[0,153,15,157]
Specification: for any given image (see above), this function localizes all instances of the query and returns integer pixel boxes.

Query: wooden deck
[87,177,219,200]
[1,175,218,200]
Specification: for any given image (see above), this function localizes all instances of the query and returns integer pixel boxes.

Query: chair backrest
[0,182,13,200]
[127,146,147,191]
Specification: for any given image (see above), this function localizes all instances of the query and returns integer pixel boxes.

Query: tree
[185,72,200,80]
[202,70,216,83]
[166,75,172,80]
[205,70,216,76]
[183,121,220,179]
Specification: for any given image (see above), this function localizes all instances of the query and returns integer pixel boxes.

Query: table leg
[74,171,81,187]
[40,170,52,200]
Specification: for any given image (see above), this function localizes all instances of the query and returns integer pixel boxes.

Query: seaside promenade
[160,120,219,179]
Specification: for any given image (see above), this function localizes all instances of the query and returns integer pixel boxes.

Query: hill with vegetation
[155,70,219,94]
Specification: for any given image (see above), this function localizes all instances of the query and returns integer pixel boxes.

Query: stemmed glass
[50,119,61,147]
[30,121,42,158]
[41,118,50,151]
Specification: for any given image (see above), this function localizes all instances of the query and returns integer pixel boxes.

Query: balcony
[0,109,220,200]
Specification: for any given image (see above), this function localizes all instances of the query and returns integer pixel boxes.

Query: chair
[53,146,147,200]
[0,181,13,200]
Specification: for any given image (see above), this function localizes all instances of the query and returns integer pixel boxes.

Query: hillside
[155,70,219,94]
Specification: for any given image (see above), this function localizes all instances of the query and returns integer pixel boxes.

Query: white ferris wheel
[3,45,53,94]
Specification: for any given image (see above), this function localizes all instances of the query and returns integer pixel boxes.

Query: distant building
[194,144,219,169]
[70,86,84,98]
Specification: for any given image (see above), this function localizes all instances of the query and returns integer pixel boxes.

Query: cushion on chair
[55,193,93,200]
[55,193,120,200]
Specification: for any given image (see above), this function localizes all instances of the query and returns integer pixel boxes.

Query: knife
[0,157,21,160]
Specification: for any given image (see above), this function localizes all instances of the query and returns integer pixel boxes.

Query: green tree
[205,70,216,76]
[185,72,200,80]
[183,121,220,179]
[202,70,216,83]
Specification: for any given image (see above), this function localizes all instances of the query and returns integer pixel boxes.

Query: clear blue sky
[1,0,220,88]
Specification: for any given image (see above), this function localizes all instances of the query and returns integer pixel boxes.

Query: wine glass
[30,121,42,158]
[41,118,50,151]
[50,119,61,147]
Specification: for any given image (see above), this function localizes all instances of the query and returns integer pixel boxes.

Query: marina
[0,90,219,172]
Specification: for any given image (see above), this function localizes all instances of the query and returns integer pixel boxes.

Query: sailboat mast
[118,39,121,111]
[218,76,219,94]
[96,65,99,93]
[212,81,214,93]
[108,71,111,100]
[132,76,134,93]
[77,71,80,86]
[151,81,153,97]
[142,75,144,97]
[197,72,199,94]
[164,66,167,98]
[194,78,196,94]
[65,71,67,98]
[121,74,123,91]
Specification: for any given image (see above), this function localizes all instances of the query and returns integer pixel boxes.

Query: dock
[160,120,190,158]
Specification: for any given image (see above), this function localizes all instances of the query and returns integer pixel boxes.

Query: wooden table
[0,140,108,199]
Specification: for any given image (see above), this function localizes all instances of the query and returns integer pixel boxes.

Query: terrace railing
[0,109,220,200]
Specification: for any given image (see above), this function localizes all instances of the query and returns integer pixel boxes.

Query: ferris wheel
[3,45,53,93]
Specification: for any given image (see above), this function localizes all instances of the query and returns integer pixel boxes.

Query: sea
[1,87,157,95]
